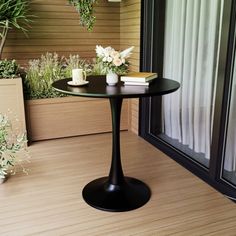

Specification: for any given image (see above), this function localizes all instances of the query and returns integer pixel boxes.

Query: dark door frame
[139,0,236,199]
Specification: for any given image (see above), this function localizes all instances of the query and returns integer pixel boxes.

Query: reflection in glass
[223,57,236,185]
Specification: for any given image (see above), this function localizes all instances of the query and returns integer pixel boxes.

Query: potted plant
[24,52,129,141]
[0,59,26,135]
[68,0,97,31]
[95,45,134,85]
[0,113,30,183]
[24,53,93,99]
[0,0,32,135]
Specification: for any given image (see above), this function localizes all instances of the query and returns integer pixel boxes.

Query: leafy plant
[0,113,30,180]
[0,0,32,59]
[24,53,93,100]
[0,59,19,78]
[63,54,93,78]
[24,53,64,99]
[68,0,97,31]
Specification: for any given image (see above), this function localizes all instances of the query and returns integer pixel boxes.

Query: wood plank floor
[1,131,236,236]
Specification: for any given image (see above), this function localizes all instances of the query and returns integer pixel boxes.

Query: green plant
[24,53,93,100]
[0,0,32,59]
[68,0,97,31]
[0,113,29,180]
[24,53,64,99]
[63,54,93,78]
[0,59,19,78]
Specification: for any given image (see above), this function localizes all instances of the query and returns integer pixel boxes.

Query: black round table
[52,75,180,212]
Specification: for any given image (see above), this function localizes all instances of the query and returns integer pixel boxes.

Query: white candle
[72,69,83,84]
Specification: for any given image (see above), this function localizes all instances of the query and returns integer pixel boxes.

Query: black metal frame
[139,0,236,199]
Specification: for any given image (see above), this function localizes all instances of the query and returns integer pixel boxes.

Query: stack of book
[120,72,158,86]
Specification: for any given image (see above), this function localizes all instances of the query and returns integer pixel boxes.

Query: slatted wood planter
[25,96,128,141]
[0,78,26,133]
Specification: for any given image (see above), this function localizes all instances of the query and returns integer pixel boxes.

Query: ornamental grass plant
[24,53,94,100]
[24,53,63,99]
[63,54,93,78]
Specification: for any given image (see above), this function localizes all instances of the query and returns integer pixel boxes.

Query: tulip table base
[82,177,151,212]
[82,97,151,212]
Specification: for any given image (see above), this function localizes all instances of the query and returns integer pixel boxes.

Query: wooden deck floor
[1,131,236,236]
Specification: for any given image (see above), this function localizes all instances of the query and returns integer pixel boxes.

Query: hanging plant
[68,0,98,31]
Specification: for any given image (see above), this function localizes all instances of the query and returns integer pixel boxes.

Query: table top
[52,76,180,99]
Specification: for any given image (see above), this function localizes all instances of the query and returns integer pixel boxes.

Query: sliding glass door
[223,52,236,186]
[141,0,236,198]
[150,0,224,167]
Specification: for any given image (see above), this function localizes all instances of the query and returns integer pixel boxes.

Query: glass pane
[223,57,236,185]
[150,0,224,167]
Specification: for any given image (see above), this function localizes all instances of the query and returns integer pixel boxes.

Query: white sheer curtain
[224,58,236,172]
[162,0,224,160]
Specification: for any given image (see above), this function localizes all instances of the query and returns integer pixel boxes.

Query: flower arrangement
[0,113,30,181]
[95,45,134,75]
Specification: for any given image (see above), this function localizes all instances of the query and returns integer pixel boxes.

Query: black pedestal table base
[82,177,151,212]
[82,97,151,212]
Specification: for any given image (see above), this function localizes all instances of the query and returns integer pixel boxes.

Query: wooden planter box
[25,96,129,141]
[0,78,26,133]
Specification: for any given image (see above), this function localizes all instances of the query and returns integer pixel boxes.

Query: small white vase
[106,72,118,86]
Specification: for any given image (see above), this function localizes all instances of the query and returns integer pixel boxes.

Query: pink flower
[113,57,122,66]
[111,51,120,58]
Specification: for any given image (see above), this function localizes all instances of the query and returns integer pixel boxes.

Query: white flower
[107,57,113,63]
[95,45,105,58]
[105,46,114,53]
[120,46,134,59]
[104,51,110,58]
[102,57,108,62]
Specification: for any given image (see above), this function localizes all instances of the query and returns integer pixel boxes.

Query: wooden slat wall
[2,0,141,134]
[3,0,120,65]
[120,0,141,134]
